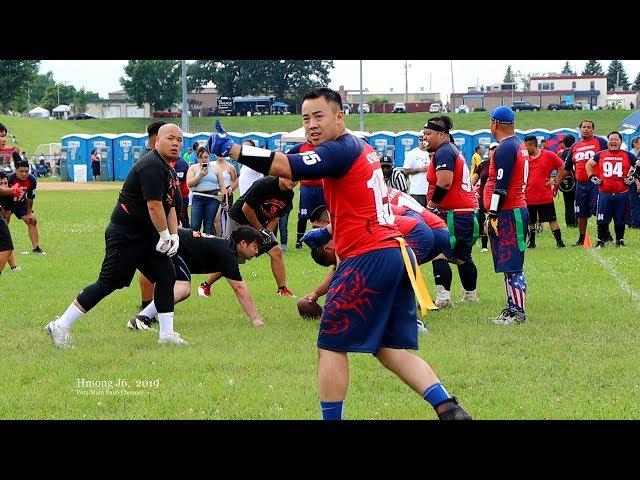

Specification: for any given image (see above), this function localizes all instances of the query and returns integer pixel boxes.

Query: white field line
[588,249,640,311]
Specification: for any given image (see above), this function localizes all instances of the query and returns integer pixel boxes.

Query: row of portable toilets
[60,128,639,181]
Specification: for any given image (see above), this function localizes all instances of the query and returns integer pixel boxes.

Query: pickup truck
[547,101,582,111]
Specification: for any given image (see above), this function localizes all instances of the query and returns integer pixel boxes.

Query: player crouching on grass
[7,158,45,254]
[128,225,268,330]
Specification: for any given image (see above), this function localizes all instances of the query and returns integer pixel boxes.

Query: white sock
[54,303,84,331]
[140,301,158,319]
[158,312,174,334]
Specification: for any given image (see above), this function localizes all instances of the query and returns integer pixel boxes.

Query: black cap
[380,155,394,166]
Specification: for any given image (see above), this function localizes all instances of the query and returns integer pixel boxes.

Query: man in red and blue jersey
[484,106,530,325]
[7,158,45,254]
[556,120,609,246]
[423,116,479,308]
[207,87,470,420]
[586,131,637,247]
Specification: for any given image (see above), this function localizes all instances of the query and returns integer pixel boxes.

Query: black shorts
[0,217,13,252]
[97,223,174,289]
[172,255,191,282]
[527,203,557,224]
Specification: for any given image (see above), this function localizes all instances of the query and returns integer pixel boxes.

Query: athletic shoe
[434,285,453,309]
[277,286,295,297]
[557,240,566,248]
[10,266,21,272]
[295,242,302,249]
[416,319,429,335]
[158,331,188,345]
[32,246,46,255]
[435,397,472,420]
[616,239,625,247]
[571,239,584,247]
[281,244,287,253]
[198,282,211,297]
[527,243,536,249]
[481,247,488,252]
[595,240,605,249]
[490,308,515,325]
[44,321,71,349]
[460,289,479,302]
[511,311,526,323]
[127,315,155,331]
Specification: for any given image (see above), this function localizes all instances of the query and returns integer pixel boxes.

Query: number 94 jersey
[592,150,637,194]
[426,142,478,211]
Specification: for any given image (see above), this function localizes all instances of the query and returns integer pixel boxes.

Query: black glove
[589,174,602,185]
[486,211,499,238]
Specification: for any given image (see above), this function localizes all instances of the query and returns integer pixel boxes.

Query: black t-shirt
[177,228,242,281]
[228,176,293,226]
[110,149,179,237]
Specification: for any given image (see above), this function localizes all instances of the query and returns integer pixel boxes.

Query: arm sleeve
[139,162,165,201]
[494,144,517,194]
[564,145,574,172]
[591,151,601,165]
[598,137,608,150]
[432,147,457,173]
[288,136,362,180]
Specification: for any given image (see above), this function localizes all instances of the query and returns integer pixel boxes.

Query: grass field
[1,110,633,156]
[1,186,639,419]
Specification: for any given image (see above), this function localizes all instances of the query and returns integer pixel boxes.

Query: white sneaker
[481,248,488,252]
[44,321,72,349]
[461,289,479,302]
[10,266,21,272]
[416,319,429,335]
[490,308,516,325]
[434,285,453,309]
[158,331,188,345]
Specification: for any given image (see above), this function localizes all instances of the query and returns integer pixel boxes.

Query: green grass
[1,110,634,156]
[1,187,640,419]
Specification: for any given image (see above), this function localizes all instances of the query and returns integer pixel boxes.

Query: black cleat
[572,239,584,247]
[616,239,625,247]
[295,242,303,249]
[127,315,156,331]
[528,243,536,249]
[595,240,605,249]
[32,246,46,254]
[557,240,566,248]
[435,397,472,420]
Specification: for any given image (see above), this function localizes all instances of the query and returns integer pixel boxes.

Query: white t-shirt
[238,165,264,196]
[402,147,430,195]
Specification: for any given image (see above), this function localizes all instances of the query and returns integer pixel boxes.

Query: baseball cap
[489,142,499,149]
[490,106,515,124]
[380,155,394,166]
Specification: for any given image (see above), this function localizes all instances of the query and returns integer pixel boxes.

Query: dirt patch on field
[38,182,123,191]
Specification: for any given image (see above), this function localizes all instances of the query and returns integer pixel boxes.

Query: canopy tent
[280,126,362,143]
[52,104,71,112]
[271,101,289,108]
[28,106,50,118]
[620,111,640,131]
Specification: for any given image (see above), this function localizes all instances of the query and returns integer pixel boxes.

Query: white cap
[489,142,499,149]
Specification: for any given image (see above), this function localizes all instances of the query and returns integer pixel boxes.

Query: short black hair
[0,123,7,134]
[243,139,256,147]
[147,121,166,137]
[475,145,482,151]
[580,120,595,129]
[196,145,209,158]
[309,205,328,224]
[311,246,333,267]
[607,131,622,141]
[11,151,21,163]
[231,225,264,247]
[523,135,538,143]
[302,88,343,111]
[192,141,200,150]
[562,134,576,147]
[14,160,29,170]
[0,171,7,181]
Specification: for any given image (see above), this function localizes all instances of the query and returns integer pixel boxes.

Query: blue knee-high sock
[423,383,451,408]
[320,401,344,420]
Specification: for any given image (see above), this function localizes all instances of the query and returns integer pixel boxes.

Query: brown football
[297,298,323,319]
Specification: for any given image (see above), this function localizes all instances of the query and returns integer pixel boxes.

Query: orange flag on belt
[583,232,592,249]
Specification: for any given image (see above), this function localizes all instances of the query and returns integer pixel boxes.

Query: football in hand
[297,298,323,319]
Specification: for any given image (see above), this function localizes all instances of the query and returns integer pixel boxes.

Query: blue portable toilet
[472,129,494,157]
[268,132,288,151]
[620,128,636,151]
[522,128,551,148]
[113,133,146,180]
[451,130,474,167]
[191,132,211,154]
[87,134,117,181]
[514,129,528,142]
[278,127,306,153]
[182,133,195,158]
[242,132,270,149]
[61,133,92,181]
[366,131,395,158]
[394,131,420,166]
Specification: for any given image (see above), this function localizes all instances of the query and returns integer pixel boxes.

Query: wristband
[431,185,449,204]
[238,145,276,175]
[158,229,170,242]
[490,193,502,212]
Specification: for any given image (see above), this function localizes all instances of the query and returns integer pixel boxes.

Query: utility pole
[450,60,455,112]
[405,60,409,103]
[359,60,364,131]
[181,60,189,133]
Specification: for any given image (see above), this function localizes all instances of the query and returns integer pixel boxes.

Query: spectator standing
[187,146,225,235]
[91,148,101,181]
[402,133,430,206]
[381,155,408,192]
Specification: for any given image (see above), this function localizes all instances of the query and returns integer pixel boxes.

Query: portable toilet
[61,134,92,181]
[113,133,146,180]
[268,132,288,151]
[522,128,551,148]
[182,132,196,159]
[514,129,528,142]
[242,132,270,148]
[191,132,212,153]
[472,129,494,158]
[87,134,117,181]
[366,131,395,157]
[620,128,636,151]
[451,130,474,167]
[395,131,420,166]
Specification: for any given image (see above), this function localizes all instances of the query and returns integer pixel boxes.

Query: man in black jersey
[128,225,267,330]
[45,124,184,348]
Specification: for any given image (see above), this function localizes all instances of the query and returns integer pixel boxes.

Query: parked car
[547,101,582,111]
[392,102,406,113]
[358,103,370,114]
[67,113,97,120]
[429,102,442,113]
[510,101,540,112]
[455,104,470,114]
[342,103,351,114]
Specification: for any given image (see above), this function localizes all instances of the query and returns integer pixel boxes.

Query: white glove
[167,233,180,257]
[156,229,171,254]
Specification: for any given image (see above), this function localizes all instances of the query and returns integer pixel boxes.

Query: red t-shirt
[525,149,564,205]
[592,150,635,194]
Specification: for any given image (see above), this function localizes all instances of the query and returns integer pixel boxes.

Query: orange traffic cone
[583,232,592,249]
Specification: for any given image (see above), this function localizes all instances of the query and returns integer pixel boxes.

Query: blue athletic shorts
[318,247,418,353]
[404,222,434,265]
[425,227,451,263]
[596,191,628,225]
[445,211,478,263]
[299,185,326,221]
[489,207,528,273]
[11,203,28,219]
[575,181,598,218]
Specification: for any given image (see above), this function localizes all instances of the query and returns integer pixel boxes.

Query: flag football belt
[513,208,528,251]
[446,210,479,250]
[395,237,438,316]
[192,189,221,198]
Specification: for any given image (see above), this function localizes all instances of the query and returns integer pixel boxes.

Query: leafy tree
[74,88,88,113]
[41,83,77,111]
[120,60,181,113]
[516,71,540,91]
[503,65,515,83]
[607,60,630,91]
[0,60,39,113]
[582,60,604,76]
